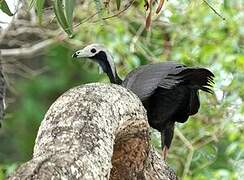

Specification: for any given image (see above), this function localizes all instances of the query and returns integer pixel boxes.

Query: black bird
[72,44,214,159]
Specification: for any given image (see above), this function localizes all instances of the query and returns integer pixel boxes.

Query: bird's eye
[91,48,96,53]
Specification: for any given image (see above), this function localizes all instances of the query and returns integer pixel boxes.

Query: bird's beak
[72,49,90,59]
[72,52,78,58]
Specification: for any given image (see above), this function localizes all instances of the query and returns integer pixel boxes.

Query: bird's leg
[160,130,167,160]
[162,145,168,161]
[160,122,175,160]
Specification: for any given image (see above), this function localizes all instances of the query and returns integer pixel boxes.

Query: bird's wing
[122,62,214,101]
[122,62,183,100]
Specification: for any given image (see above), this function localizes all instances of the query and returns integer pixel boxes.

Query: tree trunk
[8,83,176,180]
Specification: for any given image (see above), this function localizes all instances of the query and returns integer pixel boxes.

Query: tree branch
[0,39,54,58]
[8,83,176,179]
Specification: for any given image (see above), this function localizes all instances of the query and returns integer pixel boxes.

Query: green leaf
[28,0,37,10]
[35,0,45,24]
[64,0,75,29]
[54,0,68,29]
[116,0,121,10]
[0,0,14,16]
[53,0,74,37]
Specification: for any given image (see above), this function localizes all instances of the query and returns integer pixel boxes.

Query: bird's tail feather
[175,68,214,94]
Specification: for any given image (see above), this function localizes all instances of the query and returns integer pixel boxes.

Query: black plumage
[72,44,214,159]
[122,63,214,158]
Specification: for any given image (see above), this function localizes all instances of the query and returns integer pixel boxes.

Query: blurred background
[0,0,243,179]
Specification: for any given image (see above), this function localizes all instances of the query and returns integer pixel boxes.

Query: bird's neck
[107,69,122,85]
[102,58,122,84]
[92,51,122,85]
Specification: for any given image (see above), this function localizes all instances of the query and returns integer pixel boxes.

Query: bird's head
[72,43,103,59]
[72,43,121,84]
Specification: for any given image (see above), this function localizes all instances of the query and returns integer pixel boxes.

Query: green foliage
[35,0,45,24]
[53,0,74,37]
[0,0,13,16]
[28,0,36,10]
[1,0,243,179]
[28,0,45,23]
[0,164,18,180]
[64,0,75,28]
[116,0,121,10]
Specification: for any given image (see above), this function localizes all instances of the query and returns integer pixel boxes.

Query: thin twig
[203,0,225,20]
[73,12,99,29]
[74,0,135,29]
[182,148,194,178]
[130,24,145,52]
[175,128,194,150]
[1,39,54,58]
[101,0,135,21]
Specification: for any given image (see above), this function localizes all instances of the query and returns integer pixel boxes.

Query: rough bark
[8,83,176,180]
